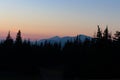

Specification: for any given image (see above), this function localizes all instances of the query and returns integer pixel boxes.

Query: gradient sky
[0,0,120,40]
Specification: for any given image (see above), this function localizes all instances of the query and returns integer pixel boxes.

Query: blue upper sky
[0,0,120,39]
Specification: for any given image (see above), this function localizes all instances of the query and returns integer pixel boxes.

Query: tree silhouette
[4,31,13,46]
[96,25,102,39]
[15,30,22,45]
[0,27,120,79]
[103,26,111,40]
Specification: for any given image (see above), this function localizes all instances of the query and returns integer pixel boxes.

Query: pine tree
[5,31,13,46]
[15,30,22,45]
[97,25,102,39]
[74,35,80,44]
[103,26,112,40]
[103,26,109,40]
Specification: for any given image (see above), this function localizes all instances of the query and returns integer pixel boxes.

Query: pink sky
[0,0,120,40]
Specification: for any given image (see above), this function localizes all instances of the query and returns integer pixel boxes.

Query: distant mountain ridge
[37,34,92,46]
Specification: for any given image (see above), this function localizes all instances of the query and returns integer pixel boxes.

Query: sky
[0,0,120,40]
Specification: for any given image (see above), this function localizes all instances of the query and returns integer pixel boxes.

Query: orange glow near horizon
[0,0,120,40]
[0,20,96,40]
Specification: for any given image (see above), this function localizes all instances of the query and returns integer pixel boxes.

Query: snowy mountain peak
[37,34,92,46]
[49,36,61,40]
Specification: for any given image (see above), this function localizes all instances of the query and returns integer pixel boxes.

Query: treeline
[0,26,120,79]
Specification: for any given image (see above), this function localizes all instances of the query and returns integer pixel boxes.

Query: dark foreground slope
[0,37,119,80]
[0,28,120,79]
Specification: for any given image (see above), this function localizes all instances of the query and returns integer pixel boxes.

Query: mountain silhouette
[37,34,92,46]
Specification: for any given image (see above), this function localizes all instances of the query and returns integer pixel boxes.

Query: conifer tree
[5,31,13,46]
[97,25,102,39]
[103,26,112,41]
[103,26,109,40]
[15,30,22,45]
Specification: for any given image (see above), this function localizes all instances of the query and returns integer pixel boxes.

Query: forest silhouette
[0,26,120,79]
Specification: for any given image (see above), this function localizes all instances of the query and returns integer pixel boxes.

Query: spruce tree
[103,26,112,41]
[103,26,109,40]
[97,25,102,39]
[15,30,22,45]
[5,31,13,46]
